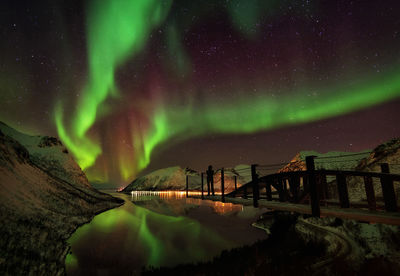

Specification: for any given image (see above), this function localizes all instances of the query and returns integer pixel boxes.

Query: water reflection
[130,190,221,199]
[130,191,243,215]
[66,193,236,275]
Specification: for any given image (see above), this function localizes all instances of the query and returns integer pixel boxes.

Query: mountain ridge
[0,122,123,275]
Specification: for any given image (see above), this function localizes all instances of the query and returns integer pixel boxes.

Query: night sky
[1,0,400,188]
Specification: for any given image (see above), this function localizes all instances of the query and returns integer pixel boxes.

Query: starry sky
[1,0,400,188]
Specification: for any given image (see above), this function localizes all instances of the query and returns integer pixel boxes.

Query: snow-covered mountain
[279,150,371,172]
[123,166,200,192]
[0,121,91,188]
[0,122,122,275]
[356,138,400,174]
[122,164,253,192]
[277,140,400,204]
[122,139,400,203]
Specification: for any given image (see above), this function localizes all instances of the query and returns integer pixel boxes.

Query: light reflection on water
[130,190,243,214]
[66,192,262,275]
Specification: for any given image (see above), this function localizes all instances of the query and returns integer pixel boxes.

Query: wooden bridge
[188,156,400,225]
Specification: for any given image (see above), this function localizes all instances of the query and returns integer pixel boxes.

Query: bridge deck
[192,195,400,226]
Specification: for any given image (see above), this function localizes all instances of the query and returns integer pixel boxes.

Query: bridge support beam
[282,179,288,201]
[207,165,214,196]
[221,168,225,203]
[289,176,300,203]
[277,178,285,202]
[319,173,328,201]
[201,172,204,200]
[363,176,376,210]
[266,180,272,201]
[306,156,320,217]
[186,175,189,198]
[336,173,350,208]
[234,175,237,192]
[251,164,259,207]
[380,163,397,212]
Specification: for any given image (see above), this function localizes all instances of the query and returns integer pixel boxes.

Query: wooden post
[277,177,285,202]
[282,179,288,201]
[211,167,215,196]
[251,164,259,207]
[289,175,300,203]
[207,170,210,196]
[243,184,248,199]
[380,163,397,212]
[306,156,320,217]
[320,173,328,200]
[303,175,309,192]
[221,168,225,202]
[201,172,204,200]
[234,175,237,192]
[363,176,376,210]
[336,173,349,208]
[266,179,272,201]
[186,175,189,198]
[207,165,214,196]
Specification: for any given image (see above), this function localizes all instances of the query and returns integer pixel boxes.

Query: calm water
[66,192,267,275]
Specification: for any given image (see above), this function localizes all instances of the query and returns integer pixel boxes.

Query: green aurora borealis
[55,0,173,170]
[2,0,400,185]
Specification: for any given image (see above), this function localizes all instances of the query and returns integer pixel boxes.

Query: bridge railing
[186,157,399,217]
[233,157,399,216]
[190,158,399,218]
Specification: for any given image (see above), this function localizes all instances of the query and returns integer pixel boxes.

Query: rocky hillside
[0,122,123,275]
[356,138,400,174]
[346,138,400,203]
[0,122,91,188]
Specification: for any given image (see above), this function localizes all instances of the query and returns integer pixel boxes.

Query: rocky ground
[144,211,400,275]
[0,122,123,275]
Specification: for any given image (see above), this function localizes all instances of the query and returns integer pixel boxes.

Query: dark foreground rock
[144,211,400,276]
[0,123,123,275]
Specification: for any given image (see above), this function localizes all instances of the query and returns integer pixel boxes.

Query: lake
[66,191,267,275]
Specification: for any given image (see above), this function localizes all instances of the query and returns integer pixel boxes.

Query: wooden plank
[363,176,376,211]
